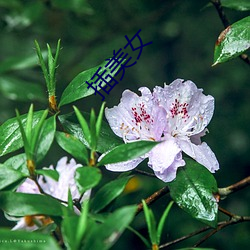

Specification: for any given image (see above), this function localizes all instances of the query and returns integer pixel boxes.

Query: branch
[211,0,250,66]
[136,186,169,215]
[193,216,250,247]
[134,169,156,178]
[218,176,250,198]
[159,216,250,249]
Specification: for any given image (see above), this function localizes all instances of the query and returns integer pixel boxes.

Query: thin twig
[134,169,156,178]
[218,176,250,198]
[193,216,250,247]
[159,216,250,249]
[136,186,170,215]
[218,206,235,218]
[211,0,250,66]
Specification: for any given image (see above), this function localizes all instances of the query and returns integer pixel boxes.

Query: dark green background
[0,0,249,249]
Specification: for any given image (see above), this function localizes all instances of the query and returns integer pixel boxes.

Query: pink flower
[104,79,219,182]
[12,157,90,231]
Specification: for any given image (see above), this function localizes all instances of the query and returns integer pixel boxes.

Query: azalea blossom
[11,157,89,231]
[104,79,219,182]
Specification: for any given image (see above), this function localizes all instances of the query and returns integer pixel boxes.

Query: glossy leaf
[168,159,218,227]
[0,164,27,190]
[98,141,158,166]
[36,169,59,181]
[59,112,123,153]
[36,115,55,162]
[0,192,65,216]
[0,111,44,157]
[83,205,137,250]
[4,153,28,175]
[91,176,132,213]
[213,16,250,65]
[0,76,46,102]
[75,167,102,194]
[59,60,121,107]
[221,0,250,11]
[0,228,60,250]
[56,131,89,165]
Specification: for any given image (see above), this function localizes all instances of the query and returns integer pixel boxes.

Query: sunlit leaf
[168,159,218,227]
[213,16,250,65]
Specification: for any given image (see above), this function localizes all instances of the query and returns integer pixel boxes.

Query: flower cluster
[104,79,219,182]
[11,157,89,231]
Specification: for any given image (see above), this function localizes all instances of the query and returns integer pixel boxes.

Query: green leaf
[0,51,47,74]
[0,76,46,102]
[36,116,56,162]
[56,131,89,165]
[83,205,137,250]
[0,228,60,250]
[221,0,250,11]
[59,112,123,153]
[36,169,59,181]
[96,102,106,140]
[59,60,121,107]
[157,201,174,244]
[213,16,250,65]
[4,153,28,175]
[89,108,97,150]
[0,111,44,157]
[61,215,80,250]
[142,200,157,245]
[73,106,91,147]
[52,0,93,14]
[168,159,218,227]
[0,192,65,216]
[97,141,159,166]
[0,164,27,190]
[91,176,132,213]
[75,167,102,194]
[176,248,216,250]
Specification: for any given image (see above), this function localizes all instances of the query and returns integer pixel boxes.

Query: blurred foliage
[0,0,249,249]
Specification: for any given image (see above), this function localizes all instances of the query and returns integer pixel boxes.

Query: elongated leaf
[0,76,46,102]
[36,116,55,162]
[56,131,89,165]
[0,164,27,190]
[157,201,174,244]
[91,176,132,213]
[59,112,123,153]
[213,16,250,65]
[0,192,65,216]
[59,60,121,106]
[83,205,137,250]
[75,167,102,194]
[168,159,218,227]
[36,169,59,181]
[221,0,250,11]
[0,228,60,250]
[98,141,159,166]
[0,111,44,157]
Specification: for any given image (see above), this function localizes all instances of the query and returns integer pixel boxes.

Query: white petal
[179,139,219,173]
[16,178,40,194]
[148,138,185,182]
[12,218,38,231]
[105,157,145,172]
